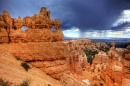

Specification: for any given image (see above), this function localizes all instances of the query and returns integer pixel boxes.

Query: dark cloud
[0,0,130,31]
[59,0,130,31]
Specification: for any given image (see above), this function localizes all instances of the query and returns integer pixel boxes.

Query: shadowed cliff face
[0,7,64,43]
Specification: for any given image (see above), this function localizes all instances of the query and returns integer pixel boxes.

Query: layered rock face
[101,59,123,86]
[123,50,130,79]
[122,50,130,86]
[0,7,63,43]
[2,42,67,79]
[0,7,67,80]
[93,51,108,64]
[99,41,130,86]
[64,38,109,75]
[63,40,129,86]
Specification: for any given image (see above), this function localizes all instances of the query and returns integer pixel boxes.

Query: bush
[20,79,30,86]
[21,62,31,71]
[0,78,11,86]
[98,46,110,52]
[84,49,98,65]
[15,56,20,60]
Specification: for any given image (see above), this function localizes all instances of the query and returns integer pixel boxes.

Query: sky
[0,0,130,39]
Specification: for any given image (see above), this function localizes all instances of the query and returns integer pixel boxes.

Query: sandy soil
[0,44,64,86]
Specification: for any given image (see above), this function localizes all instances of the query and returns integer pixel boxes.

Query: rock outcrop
[0,46,65,86]
[1,42,68,79]
[64,38,109,75]
[61,73,87,86]
[0,7,64,43]
[99,41,130,86]
[122,50,130,79]
[93,51,108,64]
[122,50,130,86]
[0,7,66,80]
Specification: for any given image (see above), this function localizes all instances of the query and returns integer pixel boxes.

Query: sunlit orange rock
[0,7,64,43]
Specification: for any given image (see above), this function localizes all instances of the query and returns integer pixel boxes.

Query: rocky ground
[63,39,130,86]
[0,44,64,86]
[0,38,130,86]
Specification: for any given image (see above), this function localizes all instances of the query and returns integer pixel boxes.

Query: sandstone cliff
[98,42,130,86]
[64,38,109,74]
[0,7,64,43]
[0,42,68,80]
[0,7,68,82]
[0,44,64,86]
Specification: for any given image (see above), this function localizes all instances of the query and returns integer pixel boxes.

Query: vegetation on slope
[84,49,98,65]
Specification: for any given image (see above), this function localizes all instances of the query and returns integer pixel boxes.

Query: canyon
[0,7,130,86]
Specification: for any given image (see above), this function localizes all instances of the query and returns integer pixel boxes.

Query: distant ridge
[64,37,130,48]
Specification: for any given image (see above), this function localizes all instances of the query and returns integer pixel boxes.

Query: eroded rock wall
[0,7,66,80]
[122,50,130,86]
[0,7,63,43]
[99,42,130,86]
[1,42,68,79]
[64,38,109,75]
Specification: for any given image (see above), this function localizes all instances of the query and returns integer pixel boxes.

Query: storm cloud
[0,0,130,32]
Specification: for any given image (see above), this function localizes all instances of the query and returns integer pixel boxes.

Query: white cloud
[63,27,130,38]
[65,29,71,32]
[83,30,130,38]
[74,28,80,32]
[63,27,80,38]
[113,9,130,27]
[125,29,130,32]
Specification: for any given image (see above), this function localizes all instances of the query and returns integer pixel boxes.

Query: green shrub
[84,49,98,65]
[21,62,31,71]
[98,46,110,52]
[20,79,30,86]
[15,56,20,60]
[0,78,11,86]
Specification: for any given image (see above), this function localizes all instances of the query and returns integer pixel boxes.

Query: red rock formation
[1,42,67,79]
[123,45,130,86]
[122,50,130,80]
[61,73,87,86]
[64,38,109,76]
[0,28,9,43]
[99,42,130,86]
[93,51,108,64]
[0,7,64,43]
[66,51,83,74]
[0,7,65,80]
